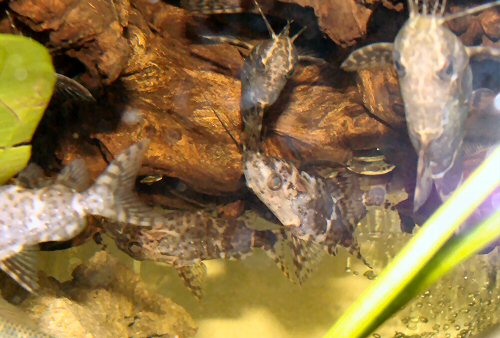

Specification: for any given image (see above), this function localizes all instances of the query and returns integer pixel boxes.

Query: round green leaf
[0,34,55,183]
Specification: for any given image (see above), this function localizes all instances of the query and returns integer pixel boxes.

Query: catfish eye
[128,241,141,254]
[437,59,454,81]
[267,174,282,191]
[393,52,406,77]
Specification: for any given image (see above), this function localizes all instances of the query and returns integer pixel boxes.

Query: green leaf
[325,146,500,338]
[0,145,31,183]
[0,34,56,183]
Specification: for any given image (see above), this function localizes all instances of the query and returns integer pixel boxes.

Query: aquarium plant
[326,146,500,338]
[0,34,55,183]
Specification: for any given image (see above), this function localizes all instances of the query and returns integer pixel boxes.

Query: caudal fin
[84,140,156,226]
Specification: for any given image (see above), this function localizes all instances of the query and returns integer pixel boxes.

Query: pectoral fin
[288,235,324,285]
[55,74,95,102]
[175,262,207,300]
[341,43,394,72]
[264,229,325,285]
[0,250,39,293]
[466,46,500,61]
[200,35,254,50]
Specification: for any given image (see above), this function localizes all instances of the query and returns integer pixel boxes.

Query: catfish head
[243,151,326,230]
[341,0,500,211]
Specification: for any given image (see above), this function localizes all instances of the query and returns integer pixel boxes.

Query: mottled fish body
[243,151,370,281]
[394,11,471,211]
[341,0,500,211]
[184,0,304,150]
[0,140,157,292]
[239,1,303,150]
[105,210,294,298]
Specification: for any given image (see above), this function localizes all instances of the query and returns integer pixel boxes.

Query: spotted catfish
[184,0,305,150]
[0,140,158,292]
[341,0,500,212]
[244,151,377,282]
[104,210,297,299]
[240,2,305,150]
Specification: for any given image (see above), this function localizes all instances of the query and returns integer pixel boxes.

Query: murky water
[1,0,499,337]
[34,206,499,338]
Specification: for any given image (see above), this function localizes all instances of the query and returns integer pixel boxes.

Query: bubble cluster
[358,206,499,337]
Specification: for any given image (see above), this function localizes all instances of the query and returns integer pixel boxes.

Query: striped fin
[181,0,250,14]
[289,235,324,285]
[55,74,95,102]
[341,43,394,72]
[261,229,295,282]
[262,229,324,285]
[0,250,39,293]
[85,140,156,226]
[200,34,254,50]
[175,262,207,300]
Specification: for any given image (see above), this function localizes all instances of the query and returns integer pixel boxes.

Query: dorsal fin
[56,159,90,192]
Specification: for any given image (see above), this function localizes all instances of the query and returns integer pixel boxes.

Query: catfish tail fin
[83,140,157,226]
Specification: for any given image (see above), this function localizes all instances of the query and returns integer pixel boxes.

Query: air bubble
[363,270,377,280]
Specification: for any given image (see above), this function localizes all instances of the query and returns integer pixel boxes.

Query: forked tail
[83,140,158,226]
